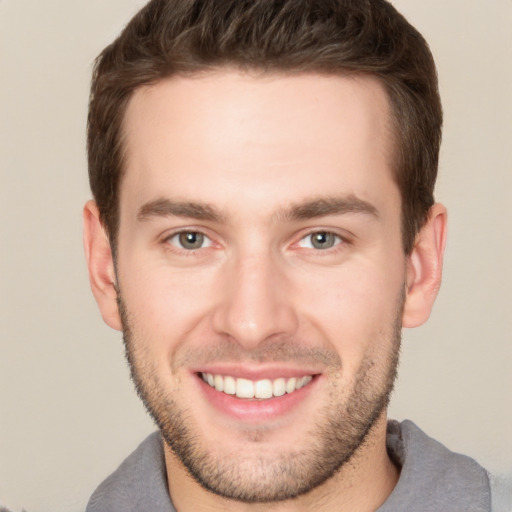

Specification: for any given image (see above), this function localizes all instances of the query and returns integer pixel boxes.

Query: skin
[84,71,447,511]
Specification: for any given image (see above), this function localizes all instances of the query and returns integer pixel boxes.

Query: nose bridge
[212,245,298,348]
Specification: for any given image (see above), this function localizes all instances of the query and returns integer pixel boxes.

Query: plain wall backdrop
[1,1,511,510]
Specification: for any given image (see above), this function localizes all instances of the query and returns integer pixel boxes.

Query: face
[115,71,407,502]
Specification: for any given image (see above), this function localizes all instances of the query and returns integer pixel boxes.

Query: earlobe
[83,200,122,331]
[402,203,447,328]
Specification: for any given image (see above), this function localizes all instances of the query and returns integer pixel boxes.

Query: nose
[212,250,299,350]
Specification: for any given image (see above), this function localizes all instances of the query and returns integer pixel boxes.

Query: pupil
[312,232,333,249]
[179,232,203,249]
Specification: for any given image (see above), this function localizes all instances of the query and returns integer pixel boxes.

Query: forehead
[120,71,396,216]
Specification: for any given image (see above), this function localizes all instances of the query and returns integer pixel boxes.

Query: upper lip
[191,364,322,381]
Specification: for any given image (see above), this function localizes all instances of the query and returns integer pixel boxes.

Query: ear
[83,200,122,331]
[402,203,447,328]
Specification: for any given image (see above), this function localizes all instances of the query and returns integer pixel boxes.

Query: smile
[200,372,313,400]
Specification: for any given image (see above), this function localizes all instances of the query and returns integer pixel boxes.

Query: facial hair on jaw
[117,290,403,503]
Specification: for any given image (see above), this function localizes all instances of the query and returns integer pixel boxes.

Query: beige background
[1,1,511,511]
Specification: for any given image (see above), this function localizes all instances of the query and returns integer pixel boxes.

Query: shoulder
[86,431,175,512]
[380,420,491,512]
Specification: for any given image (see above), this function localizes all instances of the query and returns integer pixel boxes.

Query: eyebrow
[137,195,378,224]
[137,198,225,223]
[282,196,379,221]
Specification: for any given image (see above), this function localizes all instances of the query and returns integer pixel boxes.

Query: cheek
[118,258,219,356]
[292,257,405,366]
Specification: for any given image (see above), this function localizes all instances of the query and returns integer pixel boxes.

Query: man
[83,0,492,510]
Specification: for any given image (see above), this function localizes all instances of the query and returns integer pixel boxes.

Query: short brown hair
[88,0,442,254]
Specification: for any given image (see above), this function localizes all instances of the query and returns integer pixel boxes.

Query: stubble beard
[118,293,403,504]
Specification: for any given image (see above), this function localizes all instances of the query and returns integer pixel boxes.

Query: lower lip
[196,374,318,422]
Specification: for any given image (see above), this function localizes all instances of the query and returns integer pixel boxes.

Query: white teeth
[201,373,313,399]
[286,377,297,394]
[236,378,254,398]
[224,376,236,395]
[273,378,286,397]
[296,376,307,390]
[214,374,224,392]
[255,379,273,399]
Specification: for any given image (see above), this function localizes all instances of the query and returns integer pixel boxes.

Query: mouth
[200,372,314,400]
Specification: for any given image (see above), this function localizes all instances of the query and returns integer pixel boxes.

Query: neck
[163,413,399,512]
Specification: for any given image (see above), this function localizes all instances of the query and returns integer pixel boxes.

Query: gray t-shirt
[86,420,492,511]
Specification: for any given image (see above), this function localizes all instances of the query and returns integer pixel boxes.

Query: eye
[168,231,212,250]
[298,231,342,250]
